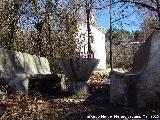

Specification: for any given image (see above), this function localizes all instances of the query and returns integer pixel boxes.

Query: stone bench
[109,70,141,107]
[8,73,61,96]
[0,48,60,96]
[110,31,160,108]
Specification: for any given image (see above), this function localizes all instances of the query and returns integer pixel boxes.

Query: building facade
[77,19,107,70]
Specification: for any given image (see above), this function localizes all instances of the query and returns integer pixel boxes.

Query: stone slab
[110,30,160,108]
[0,48,51,96]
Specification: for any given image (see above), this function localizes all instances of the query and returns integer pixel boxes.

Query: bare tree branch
[113,0,157,12]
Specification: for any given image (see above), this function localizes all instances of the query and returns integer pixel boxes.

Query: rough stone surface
[57,74,67,91]
[137,31,160,108]
[0,48,51,77]
[110,71,139,107]
[58,58,99,82]
[70,81,88,95]
[110,71,128,106]
[58,58,99,94]
[0,48,51,96]
[8,74,31,96]
[110,31,160,108]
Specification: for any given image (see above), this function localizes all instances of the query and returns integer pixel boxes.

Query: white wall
[77,22,106,70]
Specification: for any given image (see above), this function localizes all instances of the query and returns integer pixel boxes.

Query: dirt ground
[1,77,160,120]
[45,80,160,120]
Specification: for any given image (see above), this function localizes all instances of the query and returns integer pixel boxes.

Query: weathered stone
[59,58,99,81]
[0,90,6,100]
[0,48,51,96]
[70,81,88,95]
[110,71,139,107]
[58,58,99,95]
[57,74,67,91]
[8,74,31,96]
[110,71,128,106]
[110,31,160,108]
[136,31,160,108]
[0,48,51,77]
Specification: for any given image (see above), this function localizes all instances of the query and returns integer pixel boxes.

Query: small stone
[0,91,6,100]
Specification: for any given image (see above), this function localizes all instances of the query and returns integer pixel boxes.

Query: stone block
[58,58,99,95]
[110,71,140,107]
[110,31,160,108]
[0,48,51,96]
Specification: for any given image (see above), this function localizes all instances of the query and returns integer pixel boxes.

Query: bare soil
[1,78,160,119]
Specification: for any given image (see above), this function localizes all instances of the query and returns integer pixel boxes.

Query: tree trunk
[109,0,113,70]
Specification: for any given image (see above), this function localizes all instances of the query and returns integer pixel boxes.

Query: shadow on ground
[64,83,160,120]
[28,79,160,120]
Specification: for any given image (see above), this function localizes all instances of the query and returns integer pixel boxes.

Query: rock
[136,31,160,108]
[70,81,88,95]
[0,90,6,100]
[58,58,99,82]
[0,48,51,78]
[8,74,31,96]
[0,48,51,96]
[110,71,139,107]
[57,74,67,91]
[58,58,99,95]
[110,31,160,108]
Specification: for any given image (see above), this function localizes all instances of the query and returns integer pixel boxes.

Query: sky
[19,0,144,32]
[93,4,143,32]
[95,11,140,32]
